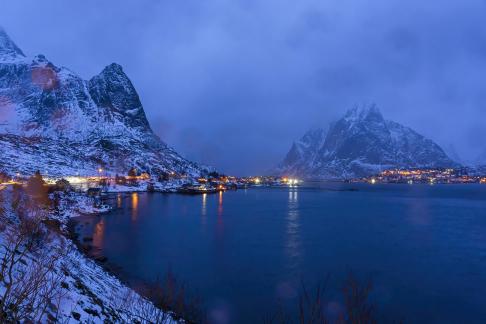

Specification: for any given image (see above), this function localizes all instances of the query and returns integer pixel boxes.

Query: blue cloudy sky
[1,0,486,174]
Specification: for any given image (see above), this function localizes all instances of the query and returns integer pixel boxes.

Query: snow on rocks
[0,26,210,179]
[0,186,176,323]
[276,104,458,180]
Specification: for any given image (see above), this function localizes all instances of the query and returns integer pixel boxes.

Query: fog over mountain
[1,0,485,175]
[276,105,457,179]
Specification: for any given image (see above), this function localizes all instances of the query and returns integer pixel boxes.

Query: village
[0,167,303,197]
[355,168,486,184]
[3,166,486,197]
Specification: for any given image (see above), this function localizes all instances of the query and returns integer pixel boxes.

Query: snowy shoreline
[0,186,178,323]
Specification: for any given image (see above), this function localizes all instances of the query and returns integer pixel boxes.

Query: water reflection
[217,191,224,238]
[202,193,207,215]
[218,191,223,216]
[131,192,139,221]
[117,193,122,208]
[93,219,105,247]
[285,188,301,271]
[201,193,207,228]
[407,198,431,226]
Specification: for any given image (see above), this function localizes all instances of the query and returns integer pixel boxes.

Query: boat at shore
[177,183,226,195]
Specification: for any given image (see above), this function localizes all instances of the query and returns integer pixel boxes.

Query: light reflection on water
[218,191,223,215]
[217,191,224,238]
[75,184,486,324]
[286,188,301,272]
[201,193,207,229]
[93,219,105,247]
[131,192,138,221]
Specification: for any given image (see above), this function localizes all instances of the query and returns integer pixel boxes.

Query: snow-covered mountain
[276,105,458,179]
[0,27,207,177]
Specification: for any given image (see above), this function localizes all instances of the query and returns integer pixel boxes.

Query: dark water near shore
[75,183,486,323]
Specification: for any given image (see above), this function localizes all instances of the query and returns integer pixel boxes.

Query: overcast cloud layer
[1,0,486,175]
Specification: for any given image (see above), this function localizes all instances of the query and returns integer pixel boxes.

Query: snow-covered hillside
[276,105,458,179]
[0,185,178,323]
[0,26,206,177]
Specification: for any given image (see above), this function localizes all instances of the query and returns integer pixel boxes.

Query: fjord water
[76,184,486,323]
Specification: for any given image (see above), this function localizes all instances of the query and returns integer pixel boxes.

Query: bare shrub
[141,271,205,323]
[264,273,376,324]
[342,273,376,324]
[0,189,68,322]
[114,288,172,323]
[114,270,205,323]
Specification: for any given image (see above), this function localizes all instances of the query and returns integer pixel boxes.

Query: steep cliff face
[0,27,206,177]
[88,63,151,131]
[277,105,457,179]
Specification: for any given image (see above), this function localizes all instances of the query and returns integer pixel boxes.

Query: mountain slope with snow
[0,27,206,177]
[276,105,457,179]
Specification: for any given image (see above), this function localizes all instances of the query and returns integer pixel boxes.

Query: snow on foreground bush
[0,186,176,323]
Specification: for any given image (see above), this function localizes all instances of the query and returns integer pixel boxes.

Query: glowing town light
[65,176,86,184]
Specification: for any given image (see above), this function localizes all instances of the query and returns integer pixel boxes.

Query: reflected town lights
[131,192,139,209]
[131,192,139,221]
[93,219,105,247]
[217,190,224,217]
[202,193,207,210]
[201,193,207,220]
[117,193,122,208]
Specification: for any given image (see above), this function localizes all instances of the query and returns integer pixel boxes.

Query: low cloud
[1,0,485,174]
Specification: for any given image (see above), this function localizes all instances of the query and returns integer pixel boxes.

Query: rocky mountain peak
[32,54,49,64]
[301,128,326,143]
[88,63,150,129]
[344,104,384,124]
[0,31,206,177]
[0,26,25,59]
[277,105,457,179]
[100,62,125,76]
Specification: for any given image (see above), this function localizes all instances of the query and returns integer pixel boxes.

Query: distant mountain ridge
[276,105,458,179]
[0,27,208,177]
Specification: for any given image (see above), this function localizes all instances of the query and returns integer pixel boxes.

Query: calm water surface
[75,183,486,323]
